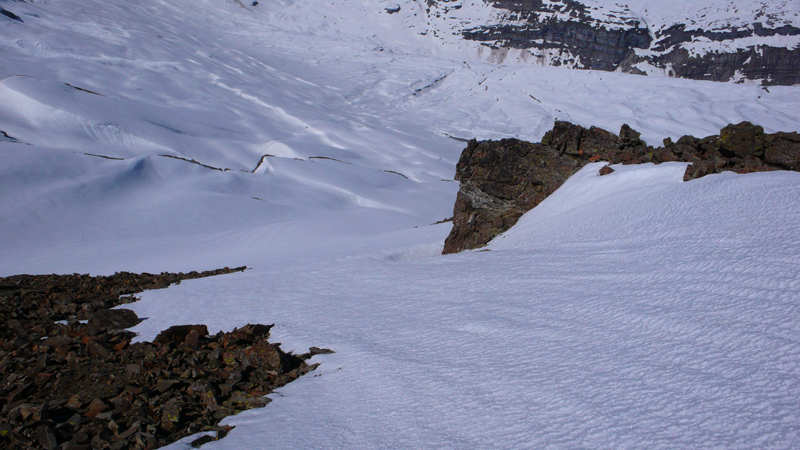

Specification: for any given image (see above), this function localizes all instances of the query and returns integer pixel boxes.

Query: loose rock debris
[0,268,332,449]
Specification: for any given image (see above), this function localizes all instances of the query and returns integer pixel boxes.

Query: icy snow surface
[1,0,800,448]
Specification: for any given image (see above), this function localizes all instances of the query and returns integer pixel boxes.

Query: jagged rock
[84,398,107,418]
[35,426,58,449]
[444,121,800,253]
[190,425,234,448]
[160,399,182,432]
[598,165,614,176]
[576,126,619,158]
[305,346,336,358]
[619,124,644,149]
[718,122,765,158]
[442,137,580,254]
[764,132,800,170]
[225,323,273,346]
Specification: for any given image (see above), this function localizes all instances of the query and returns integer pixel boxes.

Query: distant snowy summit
[422,0,800,85]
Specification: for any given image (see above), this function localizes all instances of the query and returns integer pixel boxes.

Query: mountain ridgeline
[435,0,800,86]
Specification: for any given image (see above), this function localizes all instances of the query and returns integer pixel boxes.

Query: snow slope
[131,163,800,450]
[1,0,800,448]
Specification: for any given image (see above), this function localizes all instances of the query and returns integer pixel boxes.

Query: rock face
[636,23,800,85]
[461,0,651,72]
[428,0,800,85]
[0,268,330,449]
[444,138,579,253]
[443,121,800,254]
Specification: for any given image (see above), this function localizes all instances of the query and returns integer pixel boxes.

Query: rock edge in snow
[443,121,800,254]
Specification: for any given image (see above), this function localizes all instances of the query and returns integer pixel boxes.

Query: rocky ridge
[443,121,800,254]
[0,268,330,449]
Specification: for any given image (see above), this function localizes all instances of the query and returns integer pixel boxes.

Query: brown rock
[764,133,800,170]
[18,403,47,421]
[154,325,209,347]
[184,329,201,348]
[718,121,764,158]
[306,347,336,357]
[598,165,615,176]
[35,426,58,449]
[443,137,578,254]
[84,398,107,418]
[578,126,619,158]
[156,379,177,393]
[542,121,582,156]
[619,124,643,148]
[160,400,182,432]
[67,393,90,409]
[191,434,216,448]
[227,391,270,409]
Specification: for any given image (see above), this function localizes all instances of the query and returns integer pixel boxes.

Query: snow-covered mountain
[1,0,800,449]
[420,0,800,85]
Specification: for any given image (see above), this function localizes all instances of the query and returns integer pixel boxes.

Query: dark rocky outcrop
[443,121,800,254]
[444,137,579,253]
[0,268,330,449]
[1,130,20,143]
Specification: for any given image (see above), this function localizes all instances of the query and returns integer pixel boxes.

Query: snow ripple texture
[126,164,800,450]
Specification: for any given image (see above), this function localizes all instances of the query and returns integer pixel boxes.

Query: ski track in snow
[1,0,800,449]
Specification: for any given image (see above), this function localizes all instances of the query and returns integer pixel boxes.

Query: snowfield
[1,0,800,448]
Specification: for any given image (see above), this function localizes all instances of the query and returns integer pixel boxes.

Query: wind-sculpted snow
[0,0,797,275]
[121,163,800,449]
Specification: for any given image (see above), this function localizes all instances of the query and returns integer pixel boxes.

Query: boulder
[764,132,800,170]
[718,121,764,158]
